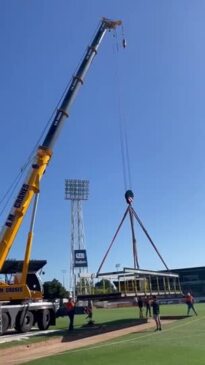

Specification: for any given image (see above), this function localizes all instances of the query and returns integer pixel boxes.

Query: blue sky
[1,1,205,288]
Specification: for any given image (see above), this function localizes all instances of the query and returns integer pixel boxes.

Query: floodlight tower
[65,179,89,296]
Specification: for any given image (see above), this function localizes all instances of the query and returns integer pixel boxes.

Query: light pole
[65,179,89,296]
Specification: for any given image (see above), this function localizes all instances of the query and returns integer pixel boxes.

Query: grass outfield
[24,303,205,365]
[54,301,196,330]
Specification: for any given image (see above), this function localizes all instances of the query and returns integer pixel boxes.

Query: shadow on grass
[35,315,189,343]
[61,318,148,343]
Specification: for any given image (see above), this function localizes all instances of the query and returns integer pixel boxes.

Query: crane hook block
[125,190,134,204]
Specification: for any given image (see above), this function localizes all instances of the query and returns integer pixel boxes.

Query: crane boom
[0,18,121,271]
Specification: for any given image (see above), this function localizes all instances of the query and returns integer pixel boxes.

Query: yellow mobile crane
[0,18,121,334]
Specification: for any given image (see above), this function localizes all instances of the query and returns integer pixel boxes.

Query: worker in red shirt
[185,292,197,316]
[66,297,75,330]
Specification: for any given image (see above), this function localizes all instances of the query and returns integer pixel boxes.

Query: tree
[95,279,115,293]
[43,279,68,299]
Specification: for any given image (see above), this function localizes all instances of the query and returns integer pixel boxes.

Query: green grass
[20,303,205,365]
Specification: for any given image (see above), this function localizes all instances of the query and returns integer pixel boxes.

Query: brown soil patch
[0,319,173,365]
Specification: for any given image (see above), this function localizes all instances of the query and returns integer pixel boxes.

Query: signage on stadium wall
[74,249,88,268]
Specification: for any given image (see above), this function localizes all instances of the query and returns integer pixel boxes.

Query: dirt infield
[1,319,173,365]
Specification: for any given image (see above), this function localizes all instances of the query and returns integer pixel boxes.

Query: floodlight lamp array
[65,179,89,200]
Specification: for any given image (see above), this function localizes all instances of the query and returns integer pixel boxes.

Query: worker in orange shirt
[185,292,197,316]
[66,297,75,330]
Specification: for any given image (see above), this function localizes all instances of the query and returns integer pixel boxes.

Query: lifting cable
[97,27,139,275]
[96,206,129,276]
[112,29,169,271]
[97,27,169,274]
[113,27,139,269]
[131,207,169,270]
[112,26,132,193]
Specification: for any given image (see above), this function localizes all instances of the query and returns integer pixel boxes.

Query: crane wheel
[37,309,51,330]
[2,313,10,334]
[15,311,34,333]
